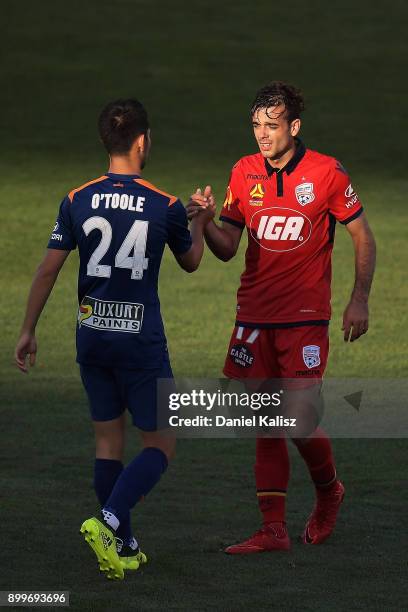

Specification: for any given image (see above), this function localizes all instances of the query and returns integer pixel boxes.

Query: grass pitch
[1,1,407,610]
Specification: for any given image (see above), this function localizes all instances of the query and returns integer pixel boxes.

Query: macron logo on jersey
[250,207,312,253]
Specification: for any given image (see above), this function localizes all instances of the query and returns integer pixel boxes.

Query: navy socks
[93,458,132,541]
[102,448,168,530]
[94,458,123,505]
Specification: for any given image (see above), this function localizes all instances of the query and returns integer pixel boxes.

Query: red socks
[254,429,337,524]
[255,436,289,523]
[293,427,337,490]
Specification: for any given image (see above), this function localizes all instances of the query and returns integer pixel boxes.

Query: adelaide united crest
[302,345,321,369]
[295,182,315,206]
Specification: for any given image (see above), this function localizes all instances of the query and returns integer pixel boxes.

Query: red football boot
[302,480,345,545]
[224,522,290,554]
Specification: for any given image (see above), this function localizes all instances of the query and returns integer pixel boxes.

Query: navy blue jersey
[47,173,192,368]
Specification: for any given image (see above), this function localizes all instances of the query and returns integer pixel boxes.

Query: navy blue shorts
[80,357,173,431]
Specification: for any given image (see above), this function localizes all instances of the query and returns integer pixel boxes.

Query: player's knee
[141,431,176,462]
[281,385,325,440]
[95,448,124,461]
[94,433,124,460]
[153,438,176,463]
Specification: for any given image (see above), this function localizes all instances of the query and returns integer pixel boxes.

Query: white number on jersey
[82,217,149,280]
[115,220,149,280]
[82,217,112,278]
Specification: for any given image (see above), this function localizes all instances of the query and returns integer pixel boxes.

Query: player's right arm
[202,219,243,262]
[187,165,245,262]
[15,196,76,373]
[15,248,70,373]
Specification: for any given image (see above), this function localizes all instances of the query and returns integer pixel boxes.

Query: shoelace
[115,537,124,553]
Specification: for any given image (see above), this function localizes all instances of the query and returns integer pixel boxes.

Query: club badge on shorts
[302,345,321,369]
[295,182,315,205]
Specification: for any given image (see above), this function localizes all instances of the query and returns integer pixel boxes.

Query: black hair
[98,98,149,155]
[251,81,305,123]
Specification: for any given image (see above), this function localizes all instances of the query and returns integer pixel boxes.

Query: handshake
[186,185,217,225]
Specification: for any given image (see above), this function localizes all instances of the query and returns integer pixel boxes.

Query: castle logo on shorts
[230,343,254,368]
[302,345,321,369]
[78,296,144,333]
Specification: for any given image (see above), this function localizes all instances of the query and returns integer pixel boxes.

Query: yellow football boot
[80,517,124,580]
[116,538,148,571]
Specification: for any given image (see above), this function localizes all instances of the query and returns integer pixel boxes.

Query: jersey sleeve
[327,161,363,224]
[167,199,192,255]
[219,162,246,229]
[47,196,77,250]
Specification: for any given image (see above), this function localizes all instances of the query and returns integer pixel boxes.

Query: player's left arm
[15,248,71,372]
[343,212,376,342]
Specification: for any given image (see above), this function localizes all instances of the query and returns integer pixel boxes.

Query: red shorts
[223,325,329,383]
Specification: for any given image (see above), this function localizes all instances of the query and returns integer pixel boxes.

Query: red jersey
[219,140,363,327]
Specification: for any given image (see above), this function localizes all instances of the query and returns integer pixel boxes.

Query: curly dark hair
[98,98,149,155]
[251,81,305,123]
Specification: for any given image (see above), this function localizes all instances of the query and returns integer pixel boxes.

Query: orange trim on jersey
[68,176,108,202]
[133,178,178,206]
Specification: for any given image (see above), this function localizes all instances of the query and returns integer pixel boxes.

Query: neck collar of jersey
[264,138,306,176]
[107,172,141,181]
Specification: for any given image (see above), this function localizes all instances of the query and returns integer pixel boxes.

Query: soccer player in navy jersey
[15,99,212,579]
[188,82,376,553]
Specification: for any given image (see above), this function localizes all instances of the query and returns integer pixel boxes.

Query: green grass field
[1,1,407,610]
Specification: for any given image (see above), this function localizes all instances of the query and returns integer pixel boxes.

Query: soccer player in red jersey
[188,82,376,553]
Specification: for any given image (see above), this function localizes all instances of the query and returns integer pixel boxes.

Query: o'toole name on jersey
[91,193,145,212]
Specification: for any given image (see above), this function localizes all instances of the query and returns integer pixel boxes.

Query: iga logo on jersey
[250,207,312,252]
[295,182,315,205]
[302,345,321,369]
